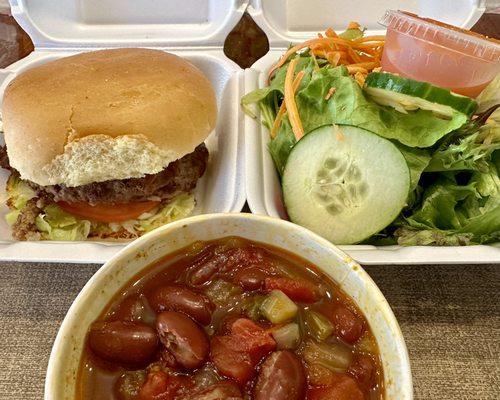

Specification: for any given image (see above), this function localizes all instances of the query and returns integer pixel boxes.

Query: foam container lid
[0,0,249,263]
[244,0,500,264]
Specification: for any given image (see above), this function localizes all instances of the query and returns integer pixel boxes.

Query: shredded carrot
[284,58,304,140]
[324,28,339,51]
[325,87,336,100]
[346,46,362,63]
[349,61,378,69]
[268,23,385,84]
[327,52,341,67]
[354,35,386,43]
[354,42,385,49]
[268,37,357,81]
[354,72,366,86]
[347,65,368,74]
[325,27,338,38]
[270,71,305,138]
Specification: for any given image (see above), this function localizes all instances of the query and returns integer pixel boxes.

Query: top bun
[2,48,217,187]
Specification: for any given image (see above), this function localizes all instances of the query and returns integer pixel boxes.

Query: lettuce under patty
[5,176,195,240]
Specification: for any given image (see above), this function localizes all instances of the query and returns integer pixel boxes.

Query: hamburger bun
[2,48,217,187]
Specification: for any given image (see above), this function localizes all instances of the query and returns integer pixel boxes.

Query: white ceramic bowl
[45,213,413,399]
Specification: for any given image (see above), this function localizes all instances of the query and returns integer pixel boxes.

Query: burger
[0,48,216,240]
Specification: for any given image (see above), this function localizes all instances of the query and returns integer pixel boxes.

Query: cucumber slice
[282,125,410,244]
[364,72,477,118]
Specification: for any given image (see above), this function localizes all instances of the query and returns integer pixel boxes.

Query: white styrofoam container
[245,0,500,264]
[0,0,249,263]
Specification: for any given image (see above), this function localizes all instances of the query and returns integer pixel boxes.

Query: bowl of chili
[45,213,412,399]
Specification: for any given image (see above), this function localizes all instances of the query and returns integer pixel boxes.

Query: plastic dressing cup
[380,10,500,98]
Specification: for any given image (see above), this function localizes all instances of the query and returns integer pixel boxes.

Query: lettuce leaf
[6,174,36,209]
[393,144,431,192]
[35,205,91,241]
[426,118,500,173]
[394,228,475,246]
[137,193,195,233]
[241,55,318,126]
[295,68,466,148]
[476,73,500,115]
[395,166,500,245]
[245,59,468,175]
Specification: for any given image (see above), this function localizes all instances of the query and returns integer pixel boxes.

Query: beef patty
[1,144,208,205]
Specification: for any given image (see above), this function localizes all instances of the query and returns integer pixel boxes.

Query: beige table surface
[1,262,498,399]
[0,8,499,400]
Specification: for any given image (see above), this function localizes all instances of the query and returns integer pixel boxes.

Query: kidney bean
[254,351,306,400]
[109,294,156,325]
[234,266,269,290]
[149,286,214,325]
[347,354,377,389]
[315,302,365,344]
[156,311,209,370]
[331,305,365,344]
[159,348,178,369]
[88,321,158,365]
[189,247,265,285]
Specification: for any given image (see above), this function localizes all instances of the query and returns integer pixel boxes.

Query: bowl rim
[45,212,413,399]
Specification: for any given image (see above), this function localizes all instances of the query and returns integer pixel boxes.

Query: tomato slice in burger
[57,201,160,223]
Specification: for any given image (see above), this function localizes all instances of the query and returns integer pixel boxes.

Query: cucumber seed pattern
[313,154,369,215]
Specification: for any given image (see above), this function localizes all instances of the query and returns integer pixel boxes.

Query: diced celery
[242,295,266,321]
[303,339,353,373]
[260,290,298,324]
[204,280,242,306]
[354,333,377,354]
[304,310,334,341]
[116,370,146,400]
[271,323,301,349]
[194,365,220,389]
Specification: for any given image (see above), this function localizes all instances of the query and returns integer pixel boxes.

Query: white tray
[244,0,500,264]
[0,0,249,263]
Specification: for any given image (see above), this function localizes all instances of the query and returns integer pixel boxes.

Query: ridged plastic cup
[380,10,500,97]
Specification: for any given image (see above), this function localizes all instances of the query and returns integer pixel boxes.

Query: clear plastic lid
[380,10,500,62]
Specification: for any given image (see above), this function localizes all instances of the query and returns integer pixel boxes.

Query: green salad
[242,55,500,246]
